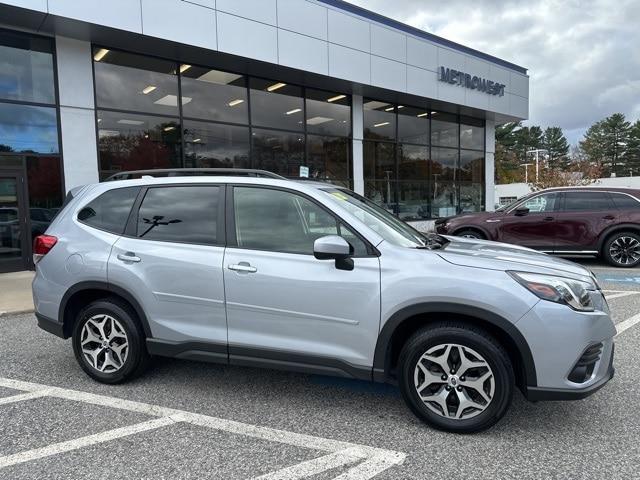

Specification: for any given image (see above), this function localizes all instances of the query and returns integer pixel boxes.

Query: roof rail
[104,168,286,182]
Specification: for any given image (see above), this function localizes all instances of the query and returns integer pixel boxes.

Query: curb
[0,309,35,318]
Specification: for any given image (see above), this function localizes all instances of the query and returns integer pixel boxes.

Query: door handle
[228,263,257,273]
[603,215,615,220]
[117,253,141,263]
[543,216,554,221]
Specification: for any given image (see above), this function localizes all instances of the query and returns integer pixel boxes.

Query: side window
[563,192,611,211]
[520,193,557,213]
[136,186,220,245]
[78,187,139,234]
[338,224,369,256]
[611,193,640,210]
[234,187,337,254]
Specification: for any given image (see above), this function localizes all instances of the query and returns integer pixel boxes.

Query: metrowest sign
[438,66,506,96]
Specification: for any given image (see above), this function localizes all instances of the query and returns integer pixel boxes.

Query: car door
[553,191,615,252]
[108,184,227,357]
[223,185,381,373]
[495,192,560,250]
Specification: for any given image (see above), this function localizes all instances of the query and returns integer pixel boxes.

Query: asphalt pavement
[1,258,639,479]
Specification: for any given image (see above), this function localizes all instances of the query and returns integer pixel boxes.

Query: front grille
[568,343,603,383]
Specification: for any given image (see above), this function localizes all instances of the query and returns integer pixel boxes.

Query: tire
[72,297,150,384]
[602,231,640,268]
[455,229,485,240]
[398,322,514,433]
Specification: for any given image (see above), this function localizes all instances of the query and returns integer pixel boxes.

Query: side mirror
[313,235,354,271]
[514,207,530,216]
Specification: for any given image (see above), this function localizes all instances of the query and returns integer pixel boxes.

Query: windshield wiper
[416,233,450,250]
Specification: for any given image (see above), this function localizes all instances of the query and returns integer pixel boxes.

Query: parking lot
[1,258,639,479]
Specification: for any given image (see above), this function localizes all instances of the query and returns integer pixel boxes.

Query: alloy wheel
[609,236,640,266]
[414,343,495,420]
[80,314,129,373]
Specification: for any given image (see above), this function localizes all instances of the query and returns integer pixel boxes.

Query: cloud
[348,0,640,144]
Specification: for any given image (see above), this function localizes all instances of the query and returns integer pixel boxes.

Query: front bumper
[525,344,615,401]
[516,296,616,400]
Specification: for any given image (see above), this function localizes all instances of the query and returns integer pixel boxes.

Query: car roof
[540,186,640,195]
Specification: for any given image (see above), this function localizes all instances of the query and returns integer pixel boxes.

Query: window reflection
[97,110,181,179]
[460,150,484,183]
[181,67,248,124]
[431,112,459,148]
[183,120,249,169]
[93,48,179,116]
[0,103,58,154]
[398,106,429,145]
[460,116,485,150]
[251,128,304,177]
[0,30,55,104]
[250,78,304,131]
[364,99,396,141]
[306,135,349,184]
[306,89,350,136]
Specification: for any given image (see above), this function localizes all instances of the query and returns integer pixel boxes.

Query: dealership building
[0,0,529,272]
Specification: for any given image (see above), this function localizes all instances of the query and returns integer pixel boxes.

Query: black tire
[398,322,514,433]
[602,231,640,268]
[455,229,485,240]
[72,297,150,384]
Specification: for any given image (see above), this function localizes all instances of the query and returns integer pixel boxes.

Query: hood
[437,236,593,281]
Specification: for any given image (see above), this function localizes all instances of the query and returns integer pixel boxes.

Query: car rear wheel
[603,232,640,268]
[455,229,485,240]
[398,323,514,433]
[72,297,150,384]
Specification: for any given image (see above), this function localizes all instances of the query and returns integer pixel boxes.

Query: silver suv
[33,170,616,433]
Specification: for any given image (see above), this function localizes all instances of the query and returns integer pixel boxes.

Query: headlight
[508,271,595,312]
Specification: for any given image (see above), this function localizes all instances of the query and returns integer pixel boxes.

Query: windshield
[320,188,427,247]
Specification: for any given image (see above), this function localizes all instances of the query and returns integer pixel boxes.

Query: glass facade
[93,47,351,186]
[0,29,63,271]
[363,99,485,219]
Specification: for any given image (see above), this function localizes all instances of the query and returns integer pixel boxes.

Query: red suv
[435,187,640,267]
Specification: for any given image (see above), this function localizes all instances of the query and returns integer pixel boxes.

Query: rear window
[562,192,611,211]
[136,185,221,245]
[78,187,139,234]
[611,193,640,210]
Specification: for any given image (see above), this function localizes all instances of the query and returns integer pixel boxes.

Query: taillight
[33,235,58,264]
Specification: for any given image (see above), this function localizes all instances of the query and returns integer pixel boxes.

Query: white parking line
[605,291,640,300]
[0,377,406,479]
[616,313,640,337]
[0,389,52,406]
[0,417,174,469]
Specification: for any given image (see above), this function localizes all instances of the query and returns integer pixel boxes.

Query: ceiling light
[97,118,102,123]
[267,82,286,92]
[163,126,176,131]
[179,64,192,73]
[197,70,242,85]
[286,108,302,115]
[154,95,192,106]
[193,138,201,142]
[384,107,394,112]
[142,85,157,95]
[117,119,145,125]
[397,105,404,109]
[306,116,333,125]
[364,100,389,110]
[227,99,244,107]
[93,48,109,61]
[373,122,390,128]
[431,111,438,115]
[327,94,346,103]
[417,112,428,118]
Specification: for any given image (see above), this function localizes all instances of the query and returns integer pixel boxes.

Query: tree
[514,125,544,161]
[529,160,603,191]
[580,113,632,176]
[627,120,640,175]
[542,127,570,169]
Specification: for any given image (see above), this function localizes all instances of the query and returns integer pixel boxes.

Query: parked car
[436,186,640,267]
[32,170,615,433]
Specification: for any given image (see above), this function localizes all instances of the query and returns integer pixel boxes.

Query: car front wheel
[603,231,640,268]
[455,229,485,240]
[398,323,514,433]
[72,297,150,384]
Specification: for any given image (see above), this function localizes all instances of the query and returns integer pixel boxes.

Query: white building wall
[485,120,496,210]
[4,0,529,120]
[55,36,99,192]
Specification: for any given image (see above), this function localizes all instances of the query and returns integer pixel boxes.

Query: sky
[350,0,640,146]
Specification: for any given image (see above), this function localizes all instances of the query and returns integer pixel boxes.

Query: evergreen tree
[627,121,640,175]
[542,127,570,169]
[580,113,631,176]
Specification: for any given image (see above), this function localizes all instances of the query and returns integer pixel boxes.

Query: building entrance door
[0,172,30,273]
